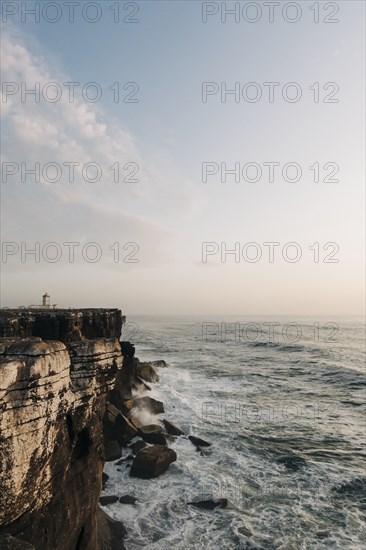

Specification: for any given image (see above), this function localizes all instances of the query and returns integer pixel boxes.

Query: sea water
[102,316,366,549]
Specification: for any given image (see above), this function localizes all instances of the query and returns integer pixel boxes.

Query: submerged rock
[187,498,228,510]
[130,445,177,478]
[276,454,306,471]
[188,435,212,448]
[162,419,185,436]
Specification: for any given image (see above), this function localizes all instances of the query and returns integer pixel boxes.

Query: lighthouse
[42,293,50,309]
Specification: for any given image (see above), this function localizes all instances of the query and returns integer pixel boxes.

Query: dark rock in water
[131,440,147,455]
[196,446,212,456]
[135,375,152,391]
[140,425,167,445]
[104,440,122,462]
[125,396,164,415]
[99,495,119,506]
[162,419,185,436]
[150,360,168,368]
[130,445,177,478]
[104,403,138,445]
[0,534,35,549]
[188,499,228,510]
[135,360,160,383]
[102,472,109,488]
[188,435,212,448]
[129,415,143,430]
[276,454,306,471]
[97,508,127,550]
[119,495,137,505]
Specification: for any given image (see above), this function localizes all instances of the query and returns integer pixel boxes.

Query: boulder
[139,425,166,445]
[187,499,227,510]
[150,360,167,368]
[130,445,177,479]
[188,435,212,448]
[162,419,184,436]
[103,403,137,445]
[99,495,119,506]
[129,415,143,430]
[126,396,164,415]
[104,440,122,462]
[119,495,137,505]
[135,376,152,391]
[97,508,127,550]
[130,440,147,454]
[135,361,160,383]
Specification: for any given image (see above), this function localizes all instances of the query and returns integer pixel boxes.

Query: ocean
[102,316,366,549]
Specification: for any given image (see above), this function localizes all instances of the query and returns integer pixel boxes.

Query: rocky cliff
[0,309,122,342]
[0,309,130,550]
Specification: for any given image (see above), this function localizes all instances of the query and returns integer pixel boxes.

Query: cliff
[0,309,130,550]
[0,309,122,343]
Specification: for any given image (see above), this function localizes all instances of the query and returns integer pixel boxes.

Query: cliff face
[0,309,128,550]
[0,309,122,343]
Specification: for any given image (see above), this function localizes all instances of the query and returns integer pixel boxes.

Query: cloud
[1,24,199,269]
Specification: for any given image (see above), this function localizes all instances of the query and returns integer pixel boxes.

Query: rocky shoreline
[0,309,218,550]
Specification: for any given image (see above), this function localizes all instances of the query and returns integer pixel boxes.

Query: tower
[42,293,50,308]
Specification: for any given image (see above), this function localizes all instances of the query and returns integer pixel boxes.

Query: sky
[0,0,365,315]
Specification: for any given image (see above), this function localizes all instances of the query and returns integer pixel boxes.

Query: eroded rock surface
[0,332,126,550]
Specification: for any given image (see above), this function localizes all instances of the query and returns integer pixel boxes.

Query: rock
[188,435,212,448]
[131,440,147,455]
[129,415,143,430]
[149,360,167,368]
[102,472,109,488]
[103,403,137,445]
[119,495,137,505]
[276,454,306,471]
[99,495,119,506]
[0,534,35,549]
[126,396,164,415]
[139,425,167,445]
[162,419,184,436]
[196,446,212,456]
[0,333,125,550]
[97,508,127,550]
[187,499,228,510]
[104,440,122,462]
[135,376,152,391]
[135,360,160,383]
[0,308,122,342]
[130,445,177,479]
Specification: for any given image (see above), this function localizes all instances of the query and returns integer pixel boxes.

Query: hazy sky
[1,1,365,315]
